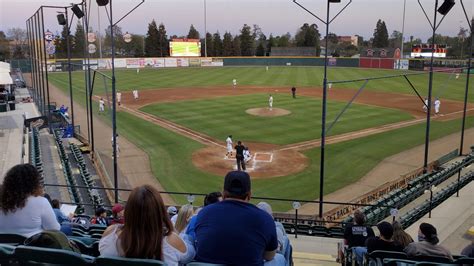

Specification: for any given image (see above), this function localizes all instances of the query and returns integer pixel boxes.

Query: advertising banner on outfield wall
[164,58,178,67]
[177,58,189,67]
[201,58,212,67]
[126,58,142,68]
[189,58,201,67]
[393,59,409,70]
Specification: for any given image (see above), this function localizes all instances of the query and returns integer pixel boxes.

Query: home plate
[254,152,273,162]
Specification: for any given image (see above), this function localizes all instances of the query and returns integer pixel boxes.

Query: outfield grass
[141,94,413,145]
[117,109,472,210]
[48,66,474,103]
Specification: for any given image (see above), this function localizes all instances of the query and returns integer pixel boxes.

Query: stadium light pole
[417,0,454,173]
[204,0,207,57]
[459,0,472,156]
[400,0,406,61]
[100,0,145,203]
[293,0,352,218]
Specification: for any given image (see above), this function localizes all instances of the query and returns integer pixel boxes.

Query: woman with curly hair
[0,164,60,237]
[99,185,195,265]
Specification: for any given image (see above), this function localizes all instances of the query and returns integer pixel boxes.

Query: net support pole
[459,0,472,156]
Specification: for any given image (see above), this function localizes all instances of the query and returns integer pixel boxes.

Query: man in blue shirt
[195,171,278,265]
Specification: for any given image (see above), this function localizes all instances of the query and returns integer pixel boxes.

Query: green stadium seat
[0,243,16,265]
[14,245,94,265]
[0,233,26,245]
[95,256,166,266]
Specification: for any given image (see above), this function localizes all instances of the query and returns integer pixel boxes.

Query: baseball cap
[112,203,124,214]
[377,221,394,239]
[167,206,177,216]
[224,171,251,195]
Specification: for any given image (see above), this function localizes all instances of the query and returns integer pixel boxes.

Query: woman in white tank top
[99,185,195,265]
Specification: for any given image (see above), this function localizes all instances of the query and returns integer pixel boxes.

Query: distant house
[363,48,401,59]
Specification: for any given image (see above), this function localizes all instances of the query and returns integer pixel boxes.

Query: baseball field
[47,66,474,210]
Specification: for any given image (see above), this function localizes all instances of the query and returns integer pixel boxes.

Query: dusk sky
[1,0,472,42]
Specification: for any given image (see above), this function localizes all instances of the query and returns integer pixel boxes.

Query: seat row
[399,170,474,228]
[69,143,104,209]
[53,130,84,214]
[345,249,474,266]
[0,243,221,266]
[29,127,44,184]
[345,153,474,226]
[280,222,345,238]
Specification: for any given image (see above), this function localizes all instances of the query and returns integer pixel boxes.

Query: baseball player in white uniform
[456,73,460,79]
[133,89,139,100]
[269,94,273,110]
[111,134,120,158]
[117,92,122,106]
[232,79,237,89]
[225,135,233,158]
[99,98,105,113]
[243,146,252,163]
[423,98,428,112]
[434,98,441,115]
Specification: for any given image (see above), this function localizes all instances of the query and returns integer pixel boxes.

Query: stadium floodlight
[57,14,67,25]
[96,0,109,6]
[437,0,455,15]
[71,4,84,19]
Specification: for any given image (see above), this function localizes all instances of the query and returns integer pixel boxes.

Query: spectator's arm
[40,198,60,230]
[264,249,277,261]
[168,232,196,264]
[404,243,416,257]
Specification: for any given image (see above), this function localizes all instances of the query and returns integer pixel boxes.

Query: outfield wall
[9,57,469,73]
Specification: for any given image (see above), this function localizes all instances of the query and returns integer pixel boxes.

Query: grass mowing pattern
[48,66,474,102]
[141,94,413,145]
[117,109,472,210]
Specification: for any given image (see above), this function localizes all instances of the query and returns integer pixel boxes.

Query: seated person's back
[195,171,278,265]
[344,210,374,248]
[366,222,403,253]
[405,223,453,261]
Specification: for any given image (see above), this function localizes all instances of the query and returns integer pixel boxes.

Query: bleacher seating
[69,143,104,209]
[29,127,44,184]
[53,129,84,214]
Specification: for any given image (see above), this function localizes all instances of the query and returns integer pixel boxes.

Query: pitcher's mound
[246,108,291,117]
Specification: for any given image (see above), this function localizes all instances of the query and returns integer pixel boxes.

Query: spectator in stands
[174,204,194,236]
[110,203,125,225]
[91,207,108,226]
[366,221,404,253]
[51,199,73,236]
[167,206,177,220]
[99,185,195,265]
[185,191,222,241]
[257,201,292,264]
[405,222,453,261]
[343,210,375,265]
[344,210,375,248]
[194,171,284,265]
[461,228,474,257]
[392,221,413,248]
[0,164,60,237]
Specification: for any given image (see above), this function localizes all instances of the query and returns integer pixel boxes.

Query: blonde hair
[174,204,194,234]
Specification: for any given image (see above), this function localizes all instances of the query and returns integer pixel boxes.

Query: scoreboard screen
[170,39,201,57]
[411,44,447,58]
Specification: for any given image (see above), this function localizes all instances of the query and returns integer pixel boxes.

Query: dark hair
[237,141,242,145]
[392,221,413,248]
[51,199,60,209]
[420,222,439,245]
[1,164,42,214]
[95,207,106,217]
[353,210,366,225]
[120,185,173,259]
[204,192,222,206]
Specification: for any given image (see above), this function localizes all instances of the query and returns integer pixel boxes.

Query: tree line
[0,18,473,60]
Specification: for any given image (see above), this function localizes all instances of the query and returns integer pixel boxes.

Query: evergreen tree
[157,23,169,57]
[213,32,223,56]
[55,25,69,58]
[239,24,254,56]
[205,32,214,57]
[276,33,291,47]
[0,31,9,60]
[145,20,159,56]
[73,22,85,57]
[267,34,275,55]
[232,36,241,56]
[222,32,233,56]
[104,25,124,56]
[373,19,389,48]
[187,24,200,39]
[256,42,265,56]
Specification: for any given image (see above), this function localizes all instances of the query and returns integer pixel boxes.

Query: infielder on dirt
[269,94,273,110]
[99,98,105,113]
[232,79,237,89]
[423,98,428,112]
[117,92,122,106]
[434,97,441,115]
[225,135,233,158]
